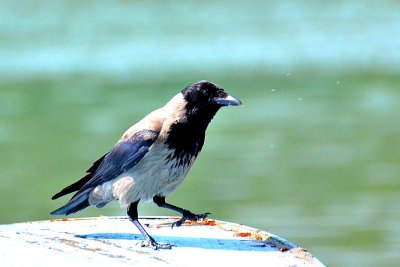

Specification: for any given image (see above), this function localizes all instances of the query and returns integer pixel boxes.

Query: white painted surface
[0,217,325,267]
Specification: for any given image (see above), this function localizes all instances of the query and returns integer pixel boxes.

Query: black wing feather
[75,130,159,194]
[52,129,159,201]
[50,129,159,215]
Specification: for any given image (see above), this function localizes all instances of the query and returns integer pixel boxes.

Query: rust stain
[203,219,217,226]
[50,218,80,223]
[279,246,289,252]
[235,232,252,237]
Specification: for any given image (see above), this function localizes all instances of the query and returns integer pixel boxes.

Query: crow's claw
[140,239,173,250]
[171,211,211,228]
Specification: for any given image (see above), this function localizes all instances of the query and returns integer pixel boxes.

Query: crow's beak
[214,95,242,106]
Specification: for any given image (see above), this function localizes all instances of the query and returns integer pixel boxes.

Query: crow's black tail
[50,188,92,216]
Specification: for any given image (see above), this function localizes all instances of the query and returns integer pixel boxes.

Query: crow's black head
[181,80,241,112]
[166,80,241,159]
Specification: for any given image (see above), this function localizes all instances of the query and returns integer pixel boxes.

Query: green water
[1,1,400,266]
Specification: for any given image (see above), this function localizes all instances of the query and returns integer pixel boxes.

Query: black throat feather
[165,105,220,163]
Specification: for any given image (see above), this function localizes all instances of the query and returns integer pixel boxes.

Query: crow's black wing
[50,129,159,216]
[76,129,159,194]
[52,129,159,200]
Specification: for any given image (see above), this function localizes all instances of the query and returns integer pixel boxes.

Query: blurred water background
[1,1,399,266]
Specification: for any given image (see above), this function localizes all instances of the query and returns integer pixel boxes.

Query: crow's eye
[197,88,211,100]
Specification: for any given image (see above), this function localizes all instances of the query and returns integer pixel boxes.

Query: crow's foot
[171,210,210,228]
[140,237,173,250]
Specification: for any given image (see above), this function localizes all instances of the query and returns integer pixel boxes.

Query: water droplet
[337,81,341,84]
[298,97,303,102]
[270,144,275,149]
[286,73,291,77]
[271,89,275,93]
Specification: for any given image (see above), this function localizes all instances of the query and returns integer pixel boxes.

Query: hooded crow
[51,80,242,249]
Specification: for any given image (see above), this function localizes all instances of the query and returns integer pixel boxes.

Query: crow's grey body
[89,137,196,208]
[51,80,241,249]
[51,93,202,215]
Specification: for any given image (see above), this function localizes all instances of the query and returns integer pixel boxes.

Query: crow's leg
[127,201,172,249]
[153,196,210,227]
